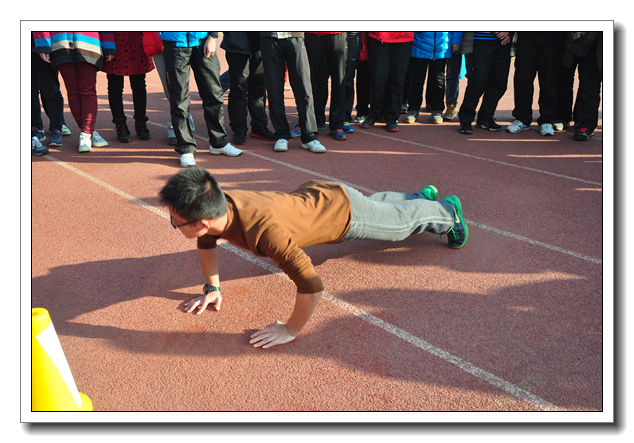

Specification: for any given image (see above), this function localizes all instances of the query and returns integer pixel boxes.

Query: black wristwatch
[203,284,221,295]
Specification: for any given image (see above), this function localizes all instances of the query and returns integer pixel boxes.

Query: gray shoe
[430,111,443,124]
[31,136,49,156]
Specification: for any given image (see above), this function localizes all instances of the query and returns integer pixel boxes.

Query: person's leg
[31,55,44,134]
[325,32,347,131]
[304,33,327,127]
[458,42,494,125]
[512,41,538,126]
[106,73,131,142]
[225,51,251,134]
[535,40,564,126]
[260,37,291,140]
[340,185,455,242]
[475,41,510,122]
[191,43,228,149]
[366,36,390,120]
[355,60,370,118]
[284,37,318,143]
[406,57,427,114]
[428,57,448,113]
[33,51,64,133]
[344,32,361,122]
[56,62,83,130]
[574,37,602,134]
[130,73,150,139]
[106,73,126,120]
[163,41,197,155]
[246,49,269,134]
[75,62,98,134]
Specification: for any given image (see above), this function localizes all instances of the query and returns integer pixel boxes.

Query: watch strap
[203,284,221,294]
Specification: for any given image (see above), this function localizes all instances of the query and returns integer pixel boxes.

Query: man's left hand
[250,321,296,349]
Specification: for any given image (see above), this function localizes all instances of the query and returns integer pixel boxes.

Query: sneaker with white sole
[91,131,108,147]
[61,124,71,136]
[300,139,326,153]
[209,143,242,157]
[78,132,92,152]
[506,120,530,133]
[274,139,289,152]
[179,153,196,167]
[32,136,49,156]
[540,123,554,136]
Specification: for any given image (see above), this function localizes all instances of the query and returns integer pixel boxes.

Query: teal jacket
[159,32,218,47]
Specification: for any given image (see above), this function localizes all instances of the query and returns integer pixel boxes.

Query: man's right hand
[184,292,222,314]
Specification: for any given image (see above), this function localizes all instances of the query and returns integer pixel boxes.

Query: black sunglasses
[170,215,199,229]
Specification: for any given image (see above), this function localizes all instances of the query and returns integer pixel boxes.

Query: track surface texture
[30,36,605,419]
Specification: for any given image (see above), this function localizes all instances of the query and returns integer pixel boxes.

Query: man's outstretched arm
[184,247,222,313]
[250,290,323,349]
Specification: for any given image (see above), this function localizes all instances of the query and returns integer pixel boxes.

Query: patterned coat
[102,32,154,76]
[32,32,116,70]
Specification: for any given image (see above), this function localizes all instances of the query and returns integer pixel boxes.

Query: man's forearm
[198,248,220,286]
[285,291,323,337]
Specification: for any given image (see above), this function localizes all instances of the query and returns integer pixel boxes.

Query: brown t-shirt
[197,181,352,293]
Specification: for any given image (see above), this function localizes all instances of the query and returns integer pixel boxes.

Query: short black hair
[159,167,228,221]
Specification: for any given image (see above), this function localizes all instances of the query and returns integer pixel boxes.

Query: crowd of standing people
[31,31,603,165]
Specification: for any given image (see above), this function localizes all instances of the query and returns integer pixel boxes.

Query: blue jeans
[340,185,454,242]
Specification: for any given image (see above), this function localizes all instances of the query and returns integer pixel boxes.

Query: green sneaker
[419,185,438,201]
[442,195,468,249]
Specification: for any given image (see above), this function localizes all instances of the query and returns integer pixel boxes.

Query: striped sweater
[32,32,116,70]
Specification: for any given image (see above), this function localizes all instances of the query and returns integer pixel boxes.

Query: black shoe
[477,119,502,132]
[113,117,131,143]
[233,131,246,145]
[386,121,399,132]
[360,116,376,128]
[134,116,151,140]
[573,127,595,141]
[249,128,275,141]
[459,123,473,134]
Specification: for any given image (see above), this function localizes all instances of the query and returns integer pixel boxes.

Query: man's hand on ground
[184,292,222,314]
[250,321,296,349]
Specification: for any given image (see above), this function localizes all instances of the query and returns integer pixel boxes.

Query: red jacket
[367,32,414,43]
[142,32,163,56]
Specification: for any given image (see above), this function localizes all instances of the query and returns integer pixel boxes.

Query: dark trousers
[305,33,348,130]
[163,40,227,154]
[574,38,602,131]
[555,38,602,131]
[225,50,268,134]
[512,39,565,125]
[31,52,65,132]
[367,37,412,122]
[355,60,371,117]
[407,57,448,113]
[106,73,147,121]
[458,40,511,124]
[260,37,317,142]
[344,33,362,122]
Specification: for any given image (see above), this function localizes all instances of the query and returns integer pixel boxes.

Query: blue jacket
[411,32,463,59]
[159,32,218,47]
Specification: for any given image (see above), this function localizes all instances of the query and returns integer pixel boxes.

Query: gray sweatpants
[340,185,455,242]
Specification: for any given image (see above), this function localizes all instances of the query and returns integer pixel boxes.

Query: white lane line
[41,154,561,410]
[349,129,603,186]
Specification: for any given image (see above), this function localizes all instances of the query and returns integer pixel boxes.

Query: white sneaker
[274,139,289,152]
[78,132,92,152]
[209,143,242,157]
[91,131,108,147]
[179,153,196,167]
[540,123,554,136]
[300,139,326,153]
[506,120,530,133]
[61,124,71,136]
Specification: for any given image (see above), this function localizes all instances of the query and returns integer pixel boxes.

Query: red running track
[28,39,606,420]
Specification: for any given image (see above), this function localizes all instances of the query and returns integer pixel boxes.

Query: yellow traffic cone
[32,308,92,411]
